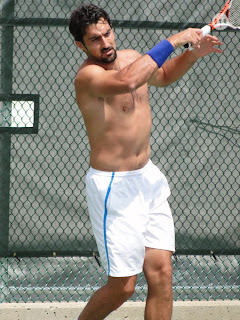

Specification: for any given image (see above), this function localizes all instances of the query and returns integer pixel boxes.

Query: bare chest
[106,84,149,113]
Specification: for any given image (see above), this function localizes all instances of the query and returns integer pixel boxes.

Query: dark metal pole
[0,0,14,303]
[0,0,14,256]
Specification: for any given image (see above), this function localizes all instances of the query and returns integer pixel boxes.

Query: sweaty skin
[74,19,223,172]
[75,22,151,171]
[77,51,152,172]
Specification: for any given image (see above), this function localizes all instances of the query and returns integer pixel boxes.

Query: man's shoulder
[75,62,104,86]
[76,61,103,76]
[118,48,142,60]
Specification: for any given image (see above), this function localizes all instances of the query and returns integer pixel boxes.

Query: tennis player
[69,4,222,320]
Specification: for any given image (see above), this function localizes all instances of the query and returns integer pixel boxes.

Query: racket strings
[229,0,240,27]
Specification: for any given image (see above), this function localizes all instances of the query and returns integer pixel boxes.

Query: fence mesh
[0,0,239,302]
[1,255,239,302]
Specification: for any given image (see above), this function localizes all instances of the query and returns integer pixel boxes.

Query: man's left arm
[148,35,223,87]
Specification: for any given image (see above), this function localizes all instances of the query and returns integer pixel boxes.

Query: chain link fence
[0,0,239,302]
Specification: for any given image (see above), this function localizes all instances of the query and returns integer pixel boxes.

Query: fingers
[214,48,224,53]
[182,28,203,47]
[201,35,223,50]
[167,28,203,49]
[189,28,203,46]
[168,28,222,51]
[191,34,223,57]
[205,34,223,45]
[189,30,224,49]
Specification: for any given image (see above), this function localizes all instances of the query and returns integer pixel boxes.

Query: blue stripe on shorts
[103,172,115,275]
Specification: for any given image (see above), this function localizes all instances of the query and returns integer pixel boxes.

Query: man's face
[80,18,117,63]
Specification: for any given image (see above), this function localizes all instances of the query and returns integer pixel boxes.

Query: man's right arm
[75,28,204,98]
[75,54,159,98]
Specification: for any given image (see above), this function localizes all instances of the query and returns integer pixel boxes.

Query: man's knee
[158,264,173,285]
[107,275,136,302]
[144,263,173,302]
[120,282,135,300]
[143,249,173,288]
[147,264,172,285]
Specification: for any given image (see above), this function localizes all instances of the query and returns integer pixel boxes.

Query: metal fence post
[0,0,14,302]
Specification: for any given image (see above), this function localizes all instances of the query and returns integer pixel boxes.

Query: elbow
[159,70,174,87]
[116,67,141,93]
[159,68,169,87]
[127,81,138,92]
[122,77,138,93]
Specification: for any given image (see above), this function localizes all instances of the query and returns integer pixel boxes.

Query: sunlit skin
[75,18,152,171]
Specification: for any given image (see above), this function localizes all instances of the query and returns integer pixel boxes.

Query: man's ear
[75,41,86,52]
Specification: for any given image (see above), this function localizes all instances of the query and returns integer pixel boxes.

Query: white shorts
[86,160,175,277]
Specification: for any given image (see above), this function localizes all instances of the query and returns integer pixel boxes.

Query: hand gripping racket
[184,0,240,49]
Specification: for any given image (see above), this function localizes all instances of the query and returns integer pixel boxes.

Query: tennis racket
[184,0,240,49]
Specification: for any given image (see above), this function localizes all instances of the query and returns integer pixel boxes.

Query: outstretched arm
[75,28,206,98]
[148,35,223,87]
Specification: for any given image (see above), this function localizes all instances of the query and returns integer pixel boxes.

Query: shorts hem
[145,245,175,253]
[108,268,143,278]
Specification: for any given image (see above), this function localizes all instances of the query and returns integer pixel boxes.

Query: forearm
[116,54,159,92]
[149,50,198,87]
[113,40,175,93]
[162,50,198,86]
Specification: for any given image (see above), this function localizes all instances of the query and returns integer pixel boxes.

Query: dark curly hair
[69,4,112,43]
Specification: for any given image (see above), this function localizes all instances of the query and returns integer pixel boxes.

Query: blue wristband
[146,39,174,68]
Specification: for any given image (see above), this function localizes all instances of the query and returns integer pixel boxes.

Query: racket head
[228,0,240,28]
[211,0,240,30]
[183,0,240,49]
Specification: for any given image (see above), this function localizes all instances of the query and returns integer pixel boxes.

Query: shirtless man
[69,4,223,320]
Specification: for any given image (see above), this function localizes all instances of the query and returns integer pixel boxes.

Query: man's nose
[101,36,109,47]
